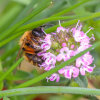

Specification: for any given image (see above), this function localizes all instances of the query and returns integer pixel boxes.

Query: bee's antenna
[40,24,54,27]
[76,20,80,29]
[58,20,61,27]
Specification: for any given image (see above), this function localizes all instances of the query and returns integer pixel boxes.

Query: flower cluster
[38,21,95,82]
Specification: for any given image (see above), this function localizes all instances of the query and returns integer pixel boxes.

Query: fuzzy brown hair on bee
[19,27,46,66]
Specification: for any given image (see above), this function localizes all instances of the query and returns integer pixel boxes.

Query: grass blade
[1,86,100,97]
[15,15,85,33]
[9,0,40,26]
[1,45,19,61]
[52,0,90,17]
[46,12,100,33]
[0,58,23,82]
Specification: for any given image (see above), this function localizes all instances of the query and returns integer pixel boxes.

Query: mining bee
[19,26,46,66]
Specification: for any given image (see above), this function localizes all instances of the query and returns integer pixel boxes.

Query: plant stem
[0,86,100,98]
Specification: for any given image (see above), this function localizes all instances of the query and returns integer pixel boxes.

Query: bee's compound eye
[32,27,46,37]
[32,31,41,37]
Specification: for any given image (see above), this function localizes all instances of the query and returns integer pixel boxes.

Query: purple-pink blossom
[39,52,56,71]
[58,66,79,79]
[37,21,95,82]
[41,34,51,51]
[46,73,60,82]
[56,47,75,62]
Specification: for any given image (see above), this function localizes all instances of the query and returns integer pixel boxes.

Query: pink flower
[57,26,66,33]
[40,52,56,71]
[41,34,51,51]
[82,52,94,65]
[90,34,95,41]
[72,28,90,44]
[46,73,60,82]
[76,52,94,67]
[80,36,90,45]
[41,43,51,51]
[76,57,83,67]
[52,33,56,35]
[44,34,51,43]
[44,64,55,71]
[37,51,46,56]
[56,47,75,61]
[62,43,66,47]
[58,66,79,79]
[80,65,95,76]
[71,44,74,49]
[75,45,92,54]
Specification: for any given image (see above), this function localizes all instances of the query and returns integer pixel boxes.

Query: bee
[19,26,46,66]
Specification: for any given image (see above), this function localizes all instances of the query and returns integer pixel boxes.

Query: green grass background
[0,0,100,100]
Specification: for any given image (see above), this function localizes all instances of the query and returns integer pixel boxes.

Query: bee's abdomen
[25,53,44,66]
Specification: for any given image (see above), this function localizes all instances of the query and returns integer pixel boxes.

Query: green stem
[15,15,83,33]
[1,45,19,61]
[0,58,23,82]
[0,86,100,98]
[46,12,100,33]
[52,0,90,17]
[15,42,100,88]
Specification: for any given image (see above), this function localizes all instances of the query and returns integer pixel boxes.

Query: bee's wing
[16,46,23,61]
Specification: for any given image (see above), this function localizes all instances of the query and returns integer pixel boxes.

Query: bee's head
[32,27,46,37]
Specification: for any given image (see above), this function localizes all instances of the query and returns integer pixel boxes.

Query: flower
[37,21,95,82]
[80,65,95,76]
[39,52,56,71]
[57,26,66,33]
[75,45,92,54]
[46,73,60,82]
[58,66,79,79]
[76,52,94,67]
[56,47,75,61]
[72,28,90,44]
[41,34,51,51]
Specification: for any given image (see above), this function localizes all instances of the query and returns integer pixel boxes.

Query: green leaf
[0,81,3,90]
[0,58,24,82]
[0,59,3,71]
[15,15,80,32]
[13,70,33,81]
[1,86,100,97]
[0,60,4,90]
[10,0,40,26]
[1,45,19,61]
[91,68,100,75]
[13,0,31,5]
[52,0,90,17]
[28,0,68,22]
[46,12,100,33]
[74,75,88,88]
[0,4,23,29]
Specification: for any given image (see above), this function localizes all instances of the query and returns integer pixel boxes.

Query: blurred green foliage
[0,0,100,100]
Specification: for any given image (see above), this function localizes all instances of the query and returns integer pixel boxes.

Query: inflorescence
[38,21,95,82]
